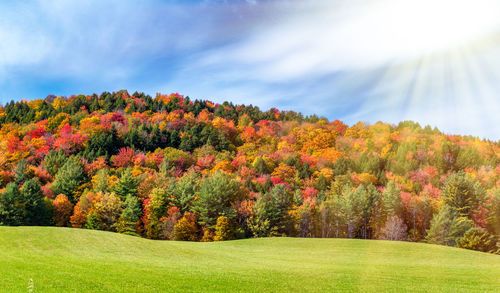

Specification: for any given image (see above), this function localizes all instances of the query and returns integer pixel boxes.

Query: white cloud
[1,0,500,139]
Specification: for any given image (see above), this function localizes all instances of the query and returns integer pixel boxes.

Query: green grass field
[0,227,499,292]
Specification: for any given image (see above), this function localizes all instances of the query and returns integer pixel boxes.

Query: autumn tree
[53,194,73,227]
[93,193,122,231]
[173,212,199,241]
[456,228,498,254]
[379,216,407,241]
[214,216,232,241]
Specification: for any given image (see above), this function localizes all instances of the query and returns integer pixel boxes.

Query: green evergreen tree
[426,205,473,246]
[316,174,328,191]
[117,195,141,236]
[85,211,101,230]
[0,183,24,226]
[442,171,485,218]
[93,169,109,193]
[114,169,138,199]
[43,150,67,177]
[192,171,244,229]
[383,181,402,217]
[14,159,29,184]
[51,156,85,203]
[21,179,51,226]
[172,170,199,213]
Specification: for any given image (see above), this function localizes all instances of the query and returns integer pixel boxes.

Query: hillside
[0,91,499,254]
[0,227,499,292]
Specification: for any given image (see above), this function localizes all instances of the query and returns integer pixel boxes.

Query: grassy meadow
[0,226,499,292]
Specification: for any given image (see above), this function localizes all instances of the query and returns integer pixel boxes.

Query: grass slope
[0,227,499,292]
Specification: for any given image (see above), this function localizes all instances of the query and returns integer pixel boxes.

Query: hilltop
[0,91,498,254]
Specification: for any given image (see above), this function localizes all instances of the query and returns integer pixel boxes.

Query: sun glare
[369,0,500,56]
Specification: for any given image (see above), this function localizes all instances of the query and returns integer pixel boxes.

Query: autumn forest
[0,91,499,254]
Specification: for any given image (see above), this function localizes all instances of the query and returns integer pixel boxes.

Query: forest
[0,90,498,254]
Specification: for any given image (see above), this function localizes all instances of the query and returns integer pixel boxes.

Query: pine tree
[192,171,244,229]
[0,183,24,226]
[51,156,85,203]
[116,195,141,236]
[426,205,473,246]
[114,168,138,199]
[21,179,51,226]
[14,159,28,184]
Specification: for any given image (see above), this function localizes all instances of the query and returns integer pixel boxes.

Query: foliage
[53,194,73,227]
[0,90,499,254]
[114,168,138,199]
[21,179,51,226]
[192,171,244,229]
[426,205,473,247]
[0,183,24,226]
[214,216,232,241]
[456,228,499,254]
[173,212,199,241]
[51,156,85,202]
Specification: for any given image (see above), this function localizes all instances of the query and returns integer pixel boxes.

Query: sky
[1,0,500,139]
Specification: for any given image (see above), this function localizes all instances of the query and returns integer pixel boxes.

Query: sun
[363,0,500,57]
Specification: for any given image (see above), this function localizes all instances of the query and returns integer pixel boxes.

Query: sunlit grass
[0,226,499,292]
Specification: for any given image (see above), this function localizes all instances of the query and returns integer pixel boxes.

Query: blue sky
[1,0,500,139]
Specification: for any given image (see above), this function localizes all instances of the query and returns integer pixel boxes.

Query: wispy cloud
[1,0,500,139]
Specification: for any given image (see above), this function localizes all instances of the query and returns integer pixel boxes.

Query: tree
[21,179,51,226]
[358,184,381,239]
[441,172,485,218]
[92,169,110,193]
[85,211,101,230]
[172,170,199,213]
[53,194,73,227]
[192,171,244,229]
[426,205,473,246]
[70,194,93,228]
[173,212,199,241]
[145,188,170,239]
[456,228,498,254]
[93,193,122,231]
[320,190,347,238]
[83,128,122,161]
[214,216,232,241]
[51,156,85,203]
[383,181,402,217]
[253,156,271,174]
[116,195,141,236]
[159,207,181,240]
[379,216,407,241]
[43,150,67,177]
[294,199,319,237]
[0,183,24,226]
[14,159,29,184]
[248,184,292,237]
[342,186,362,239]
[114,168,138,199]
